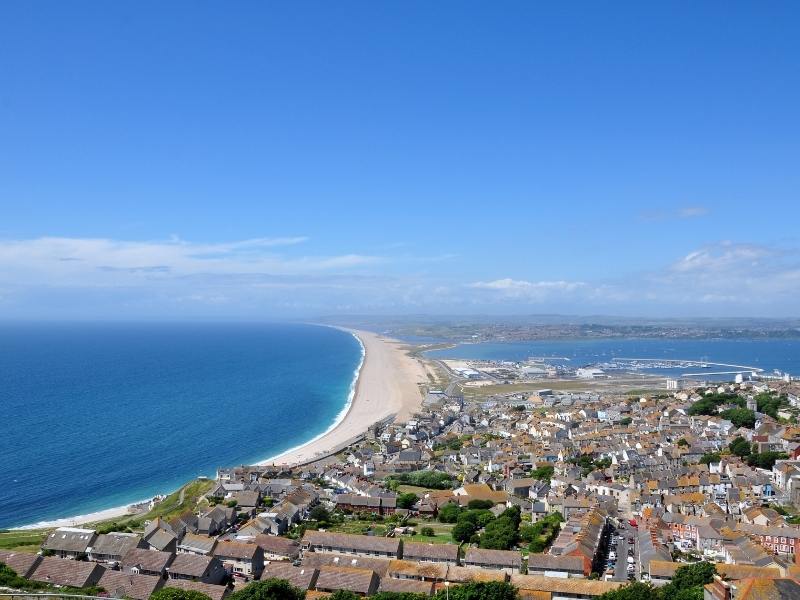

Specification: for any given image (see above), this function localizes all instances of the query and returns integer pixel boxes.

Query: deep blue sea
[426,338,800,380]
[0,323,362,529]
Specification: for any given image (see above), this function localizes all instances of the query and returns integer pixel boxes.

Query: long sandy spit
[257,329,428,466]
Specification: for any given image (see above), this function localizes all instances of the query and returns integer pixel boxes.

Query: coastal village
[5,339,800,600]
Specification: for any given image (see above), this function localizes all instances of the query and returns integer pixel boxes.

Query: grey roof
[121,547,174,573]
[42,527,96,553]
[261,563,318,590]
[0,550,42,578]
[90,532,143,558]
[169,554,218,577]
[165,579,229,600]
[30,556,105,588]
[98,571,163,600]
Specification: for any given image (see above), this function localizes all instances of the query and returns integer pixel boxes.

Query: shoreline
[254,328,366,466]
[13,326,428,529]
[257,328,428,466]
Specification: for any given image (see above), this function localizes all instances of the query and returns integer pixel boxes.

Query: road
[610,523,638,582]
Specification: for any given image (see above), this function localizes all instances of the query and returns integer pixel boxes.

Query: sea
[0,322,362,530]
[424,337,800,380]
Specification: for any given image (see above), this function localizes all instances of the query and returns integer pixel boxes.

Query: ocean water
[425,337,800,380]
[0,322,362,529]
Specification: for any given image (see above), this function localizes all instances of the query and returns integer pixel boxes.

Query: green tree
[720,408,756,429]
[151,588,213,600]
[729,436,751,457]
[433,581,518,600]
[747,451,788,470]
[699,453,721,465]
[467,499,494,510]
[420,526,435,537]
[658,561,715,600]
[479,515,518,550]
[309,505,331,524]
[530,465,554,482]
[620,417,632,426]
[328,591,359,600]
[438,503,462,523]
[397,493,419,509]
[597,582,658,600]
[677,438,689,447]
[452,519,478,543]
[372,593,427,600]
[227,579,305,600]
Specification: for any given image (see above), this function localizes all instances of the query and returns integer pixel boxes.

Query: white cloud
[640,205,711,222]
[469,278,588,300]
[0,236,379,286]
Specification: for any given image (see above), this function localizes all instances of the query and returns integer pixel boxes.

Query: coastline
[15,504,141,531]
[13,326,427,529]
[258,328,428,466]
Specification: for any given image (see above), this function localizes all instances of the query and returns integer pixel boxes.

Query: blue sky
[1,2,799,318]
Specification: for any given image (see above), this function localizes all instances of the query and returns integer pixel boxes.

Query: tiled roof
[98,570,163,600]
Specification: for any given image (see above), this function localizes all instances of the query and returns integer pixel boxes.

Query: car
[627,556,635,564]
[609,552,616,559]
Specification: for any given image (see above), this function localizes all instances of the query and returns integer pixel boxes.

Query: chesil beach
[260,329,430,466]
[0,324,427,528]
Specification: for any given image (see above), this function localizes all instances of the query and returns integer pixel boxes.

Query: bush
[386,471,454,489]
[467,499,494,510]
[397,493,419,509]
[328,591,359,600]
[309,505,331,524]
[433,581,518,600]
[151,588,213,600]
[720,408,756,429]
[729,436,751,457]
[438,503,462,523]
[227,579,306,600]
[421,527,435,536]
[530,465,554,482]
[452,520,477,543]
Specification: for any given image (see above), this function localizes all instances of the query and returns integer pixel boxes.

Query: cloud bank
[0,237,797,318]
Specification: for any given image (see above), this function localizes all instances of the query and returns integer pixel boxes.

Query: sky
[0,2,799,319]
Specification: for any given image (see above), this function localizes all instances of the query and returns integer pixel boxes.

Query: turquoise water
[426,337,800,379]
[0,323,362,529]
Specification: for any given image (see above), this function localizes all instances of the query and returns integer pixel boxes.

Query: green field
[0,529,48,553]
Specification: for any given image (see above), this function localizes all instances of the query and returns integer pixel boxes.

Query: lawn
[0,529,48,553]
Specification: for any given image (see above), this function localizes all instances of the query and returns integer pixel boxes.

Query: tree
[597,582,658,600]
[227,579,306,600]
[371,593,427,600]
[151,589,213,600]
[328,591,359,600]
[747,451,788,470]
[729,436,751,458]
[479,517,518,550]
[620,417,632,426]
[421,526,435,536]
[309,505,331,524]
[677,438,689,447]
[397,493,419,509]
[452,519,478,543]
[438,503,461,523]
[720,408,756,429]
[468,499,494,510]
[530,465,554,482]
[433,581,518,600]
[654,562,714,600]
[699,453,721,465]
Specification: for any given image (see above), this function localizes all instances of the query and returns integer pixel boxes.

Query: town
[5,374,800,600]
